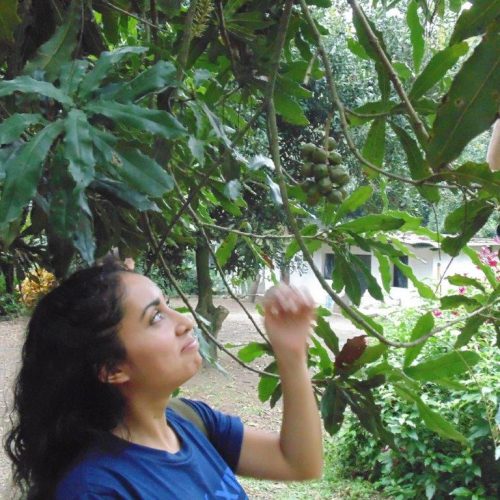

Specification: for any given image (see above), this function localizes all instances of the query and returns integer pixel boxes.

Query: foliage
[330,307,499,499]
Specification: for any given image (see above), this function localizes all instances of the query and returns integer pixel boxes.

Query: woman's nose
[173,311,194,336]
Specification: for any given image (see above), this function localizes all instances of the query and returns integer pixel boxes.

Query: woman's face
[113,272,202,396]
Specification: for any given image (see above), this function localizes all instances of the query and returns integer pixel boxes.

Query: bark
[194,239,229,361]
[0,263,15,294]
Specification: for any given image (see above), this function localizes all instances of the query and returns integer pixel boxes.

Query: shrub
[332,308,499,500]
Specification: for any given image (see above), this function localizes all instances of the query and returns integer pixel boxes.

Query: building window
[393,256,409,288]
[324,253,335,279]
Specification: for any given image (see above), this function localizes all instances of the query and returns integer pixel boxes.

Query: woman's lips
[182,337,198,352]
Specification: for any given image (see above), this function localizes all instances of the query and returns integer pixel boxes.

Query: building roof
[393,232,500,249]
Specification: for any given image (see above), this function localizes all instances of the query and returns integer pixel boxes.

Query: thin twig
[102,0,170,32]
[347,0,429,144]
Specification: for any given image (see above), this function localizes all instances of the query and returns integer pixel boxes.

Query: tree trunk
[248,273,261,303]
[194,240,228,361]
[0,263,15,294]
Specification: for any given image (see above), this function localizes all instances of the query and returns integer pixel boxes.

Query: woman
[4,258,323,499]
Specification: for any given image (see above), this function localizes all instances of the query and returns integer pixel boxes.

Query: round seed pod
[326,137,337,151]
[328,151,342,165]
[313,163,329,180]
[329,165,350,186]
[302,179,315,193]
[311,147,328,164]
[326,189,344,204]
[301,161,314,177]
[318,177,333,194]
[300,143,316,160]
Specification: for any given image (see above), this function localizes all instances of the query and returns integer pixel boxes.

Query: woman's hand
[263,284,315,359]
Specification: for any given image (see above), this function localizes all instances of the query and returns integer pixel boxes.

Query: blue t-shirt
[55,399,248,499]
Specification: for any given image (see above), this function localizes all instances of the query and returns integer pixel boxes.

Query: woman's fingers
[264,284,315,316]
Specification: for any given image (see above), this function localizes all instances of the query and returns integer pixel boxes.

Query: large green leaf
[73,213,96,265]
[91,175,160,212]
[108,61,177,103]
[415,399,467,444]
[0,0,21,45]
[108,146,174,198]
[450,0,500,45]
[447,274,486,292]
[351,254,384,301]
[0,120,64,240]
[338,255,362,305]
[373,250,391,293]
[0,113,46,145]
[454,314,487,348]
[0,76,74,106]
[409,42,469,101]
[444,199,488,233]
[390,256,436,299]
[336,214,405,233]
[257,362,279,402]
[442,204,494,257]
[274,93,309,125]
[440,295,480,310]
[85,100,187,140]
[463,246,497,287]
[63,110,96,189]
[333,185,373,223]
[321,381,348,435]
[215,233,238,268]
[361,118,386,176]
[237,342,271,363]
[314,316,339,355]
[23,0,81,81]
[391,123,439,203]
[427,31,500,170]
[406,0,424,71]
[78,46,148,99]
[405,351,481,381]
[404,312,434,368]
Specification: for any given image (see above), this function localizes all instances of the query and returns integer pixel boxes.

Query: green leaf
[455,314,487,348]
[0,0,21,45]
[215,233,238,268]
[348,100,395,127]
[333,185,373,223]
[314,316,339,355]
[346,37,370,60]
[339,255,362,305]
[361,118,386,176]
[237,342,270,363]
[374,250,391,293]
[463,246,497,287]
[404,312,434,368]
[405,351,481,381]
[416,399,467,444]
[101,7,121,44]
[440,295,480,310]
[188,136,205,166]
[258,362,279,402]
[109,61,177,103]
[427,31,500,170]
[79,46,148,99]
[351,254,384,301]
[0,76,74,106]
[406,0,425,71]
[321,381,347,435]
[445,162,500,198]
[0,113,45,145]
[311,336,333,373]
[447,274,486,292]
[73,213,96,265]
[59,60,90,95]
[336,215,405,233]
[91,175,160,212]
[350,342,387,373]
[391,257,436,299]
[0,120,65,240]
[410,42,469,101]
[450,0,500,45]
[285,224,318,260]
[391,123,439,203]
[444,199,487,233]
[85,100,187,140]
[23,0,81,81]
[274,93,309,125]
[393,61,412,81]
[442,205,494,257]
[63,110,96,189]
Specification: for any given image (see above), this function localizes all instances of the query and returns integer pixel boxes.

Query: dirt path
[0,298,361,499]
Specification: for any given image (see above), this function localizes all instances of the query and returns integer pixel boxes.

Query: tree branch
[347,0,429,144]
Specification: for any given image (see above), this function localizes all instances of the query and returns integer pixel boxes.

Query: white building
[255,235,499,310]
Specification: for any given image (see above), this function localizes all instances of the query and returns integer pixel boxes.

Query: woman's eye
[151,310,164,324]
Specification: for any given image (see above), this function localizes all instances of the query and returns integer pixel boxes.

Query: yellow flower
[20,268,57,308]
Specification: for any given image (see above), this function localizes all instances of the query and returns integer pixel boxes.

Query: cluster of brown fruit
[300,137,350,206]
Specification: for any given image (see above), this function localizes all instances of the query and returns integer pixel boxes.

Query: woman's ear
[98,363,130,385]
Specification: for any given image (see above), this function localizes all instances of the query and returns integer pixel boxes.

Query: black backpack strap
[167,397,208,438]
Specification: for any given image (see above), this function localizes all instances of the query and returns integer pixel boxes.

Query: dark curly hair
[4,258,132,499]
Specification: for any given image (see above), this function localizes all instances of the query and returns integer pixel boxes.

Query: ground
[0,297,363,499]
